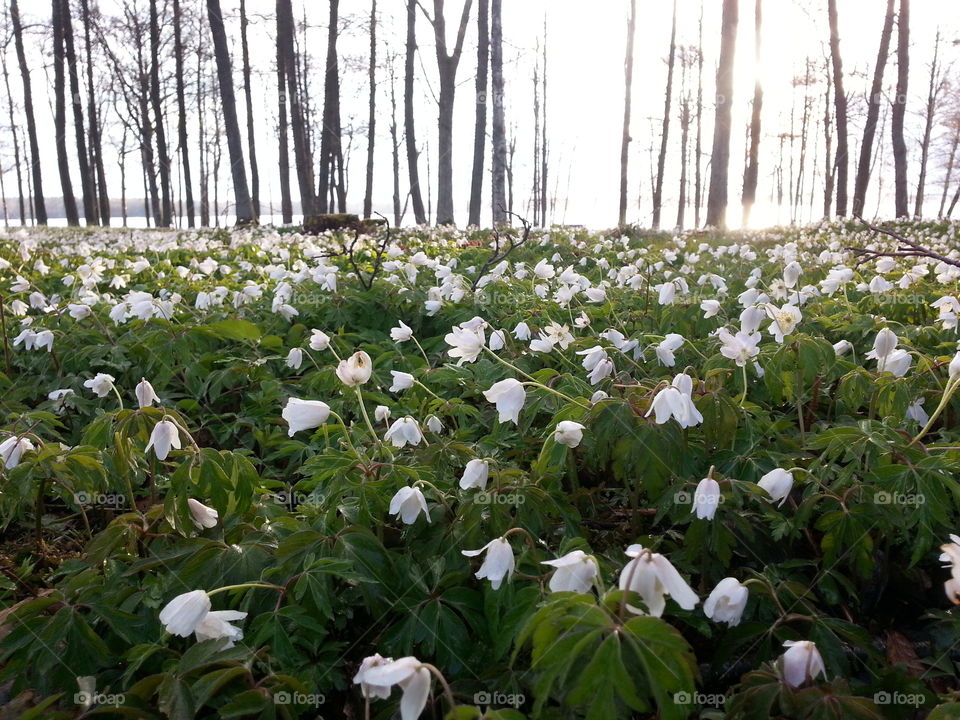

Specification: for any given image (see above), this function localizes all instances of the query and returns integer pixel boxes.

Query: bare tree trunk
[173,0,195,227]
[741,0,762,227]
[677,54,690,230]
[137,37,161,226]
[206,0,253,225]
[239,0,260,220]
[914,28,941,219]
[490,0,506,225]
[826,0,848,217]
[149,0,172,225]
[424,0,474,225]
[852,0,894,217]
[277,0,315,217]
[0,25,25,224]
[197,37,210,227]
[507,128,515,215]
[652,0,677,229]
[892,0,909,218]
[822,58,834,218]
[51,0,78,225]
[618,0,636,226]
[693,0,704,228]
[388,57,402,226]
[363,0,377,219]
[706,0,738,229]
[11,0,45,224]
[540,18,548,226]
[119,126,128,227]
[940,125,959,218]
[948,182,960,219]
[317,0,345,213]
[80,0,109,225]
[275,3,292,223]
[531,55,540,226]
[61,0,95,224]
[404,0,426,224]
[468,0,488,227]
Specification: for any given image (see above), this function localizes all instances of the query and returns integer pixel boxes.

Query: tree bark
[914,28,940,219]
[149,0,172,226]
[694,2,704,228]
[404,0,426,224]
[275,2,292,223]
[490,0,506,225]
[618,0,636,226]
[826,0,848,217]
[51,0,79,225]
[80,0,109,225]
[277,0,314,217]
[852,0,894,217]
[468,0,489,227]
[892,0,909,218]
[706,0,738,229]
[62,0,95,224]
[652,0,677,229]
[317,0,345,213]
[363,0,377,219]
[173,0,195,227]
[741,0,762,227]
[206,0,253,225]
[239,0,260,220]
[0,22,25,224]
[11,0,45,224]
[426,0,474,225]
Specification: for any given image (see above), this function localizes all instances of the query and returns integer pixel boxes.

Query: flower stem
[912,375,960,445]
[207,582,285,597]
[354,387,381,447]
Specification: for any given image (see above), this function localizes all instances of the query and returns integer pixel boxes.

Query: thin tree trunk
[389,58,401,226]
[51,0,78,225]
[149,0,171,225]
[914,28,940,219]
[206,0,253,225]
[677,56,690,230]
[823,58,834,218]
[706,0,738,229]
[939,127,959,218]
[852,0,894,217]
[540,18,547,226]
[693,0,704,228]
[363,0,377,219]
[468,0,488,226]
[60,0,95,224]
[0,28,25,224]
[426,0,474,226]
[275,2,292,223]
[826,0,848,217]
[317,0,345,213]
[173,0,195,227]
[490,0,506,225]
[404,0,426,224]
[11,0,45,224]
[618,0,636,226]
[741,0,762,227]
[652,0,677,229]
[80,0,109,225]
[277,0,314,217]
[892,0,909,218]
[239,0,260,220]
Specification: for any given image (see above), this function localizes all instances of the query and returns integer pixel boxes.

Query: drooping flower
[375,405,391,423]
[309,329,331,351]
[353,653,394,700]
[483,378,526,424]
[758,468,793,507]
[691,476,722,520]
[389,371,415,393]
[84,372,116,398]
[285,348,304,370]
[194,610,247,648]
[542,550,599,594]
[703,577,749,626]
[618,544,699,617]
[135,378,160,409]
[388,486,430,524]
[939,534,960,605]
[354,656,432,720]
[282,398,331,436]
[384,417,424,448]
[336,351,373,387]
[779,640,826,688]
[645,376,703,428]
[554,421,586,448]
[390,321,414,342]
[0,435,34,469]
[159,590,211,637]
[187,498,219,529]
[459,459,489,490]
[146,420,182,460]
[655,333,685,366]
[462,537,515,590]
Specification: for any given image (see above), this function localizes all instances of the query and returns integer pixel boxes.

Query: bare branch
[849,216,960,270]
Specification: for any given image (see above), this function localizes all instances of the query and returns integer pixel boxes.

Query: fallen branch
[847,216,960,270]
[470,211,532,292]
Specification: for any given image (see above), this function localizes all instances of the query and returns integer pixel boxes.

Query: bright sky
[4,0,958,230]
